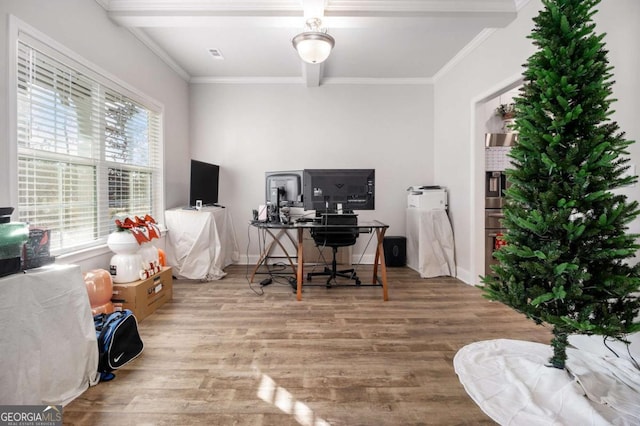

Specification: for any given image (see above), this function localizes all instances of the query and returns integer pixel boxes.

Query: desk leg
[373,228,389,301]
[250,233,278,283]
[268,229,298,277]
[296,228,304,301]
[250,229,297,283]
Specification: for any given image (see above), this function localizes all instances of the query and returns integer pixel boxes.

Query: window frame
[9,15,165,259]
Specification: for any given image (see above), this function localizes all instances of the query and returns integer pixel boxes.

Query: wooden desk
[250,220,390,301]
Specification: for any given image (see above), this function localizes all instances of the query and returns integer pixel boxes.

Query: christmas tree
[482,0,640,369]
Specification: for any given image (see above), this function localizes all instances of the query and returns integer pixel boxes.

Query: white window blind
[16,37,162,255]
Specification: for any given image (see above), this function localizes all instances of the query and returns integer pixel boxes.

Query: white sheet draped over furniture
[0,264,99,405]
[164,207,239,280]
[406,208,456,277]
[454,338,640,425]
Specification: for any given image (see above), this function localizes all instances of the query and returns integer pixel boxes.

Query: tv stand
[183,204,225,210]
[164,207,239,279]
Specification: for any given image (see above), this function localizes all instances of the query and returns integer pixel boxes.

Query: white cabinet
[164,207,239,280]
[0,265,99,405]
[406,209,456,278]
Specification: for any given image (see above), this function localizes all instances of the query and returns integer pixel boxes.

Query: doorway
[472,80,522,283]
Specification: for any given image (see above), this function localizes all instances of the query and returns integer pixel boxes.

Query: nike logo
[114,352,125,363]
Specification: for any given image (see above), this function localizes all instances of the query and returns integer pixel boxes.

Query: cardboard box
[111,267,173,322]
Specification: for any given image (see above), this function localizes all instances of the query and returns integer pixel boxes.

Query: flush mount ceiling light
[292,18,335,64]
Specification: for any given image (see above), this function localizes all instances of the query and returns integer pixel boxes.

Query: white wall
[434,0,640,284]
[5,0,636,277]
[0,0,190,271]
[189,83,434,263]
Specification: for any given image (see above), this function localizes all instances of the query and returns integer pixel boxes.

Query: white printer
[407,186,447,210]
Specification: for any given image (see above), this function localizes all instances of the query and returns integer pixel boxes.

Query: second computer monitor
[303,169,375,213]
[265,170,304,207]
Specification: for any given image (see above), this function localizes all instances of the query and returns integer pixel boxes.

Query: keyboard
[296,217,318,223]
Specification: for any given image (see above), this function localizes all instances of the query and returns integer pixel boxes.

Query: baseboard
[404,263,473,284]
[456,267,475,286]
[240,254,379,266]
[353,254,376,265]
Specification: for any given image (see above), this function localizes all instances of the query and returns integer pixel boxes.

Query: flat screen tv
[303,169,375,213]
[189,159,220,207]
[265,170,303,208]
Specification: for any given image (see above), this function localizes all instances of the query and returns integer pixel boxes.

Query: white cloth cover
[0,264,100,405]
[568,333,640,367]
[406,208,456,277]
[164,207,239,280]
[454,339,640,425]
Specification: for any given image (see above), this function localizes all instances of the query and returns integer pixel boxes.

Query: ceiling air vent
[207,48,224,60]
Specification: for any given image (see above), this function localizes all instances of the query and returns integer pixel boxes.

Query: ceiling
[97,0,530,87]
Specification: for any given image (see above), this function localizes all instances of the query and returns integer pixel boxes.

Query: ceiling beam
[107,13,515,29]
[104,0,517,28]
[302,62,322,87]
[102,0,302,13]
[301,0,327,19]
[97,0,520,86]
[101,0,516,14]
[326,0,516,14]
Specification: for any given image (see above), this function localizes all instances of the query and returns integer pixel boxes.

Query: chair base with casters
[307,213,361,287]
[307,246,361,287]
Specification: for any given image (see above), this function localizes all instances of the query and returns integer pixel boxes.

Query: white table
[164,207,239,280]
[406,208,456,278]
[0,264,99,405]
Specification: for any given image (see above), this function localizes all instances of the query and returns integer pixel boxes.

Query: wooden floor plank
[63,265,552,425]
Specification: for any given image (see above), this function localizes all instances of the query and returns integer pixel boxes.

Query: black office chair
[307,213,361,287]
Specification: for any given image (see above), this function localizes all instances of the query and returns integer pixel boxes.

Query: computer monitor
[303,169,375,213]
[189,159,220,207]
[265,170,303,207]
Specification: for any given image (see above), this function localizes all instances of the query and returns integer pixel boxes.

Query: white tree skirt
[453,339,640,425]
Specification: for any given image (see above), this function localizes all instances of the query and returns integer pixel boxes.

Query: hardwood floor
[64,265,552,425]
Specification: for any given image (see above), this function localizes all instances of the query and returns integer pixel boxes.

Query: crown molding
[432,0,529,81]
[103,0,301,12]
[326,0,516,14]
[190,76,305,84]
[94,0,110,9]
[513,0,532,12]
[432,28,496,83]
[128,28,191,81]
[100,0,518,14]
[322,77,433,85]
[189,76,433,86]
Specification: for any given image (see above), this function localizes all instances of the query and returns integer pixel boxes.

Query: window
[16,35,163,255]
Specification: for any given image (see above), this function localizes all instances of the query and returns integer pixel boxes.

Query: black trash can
[383,236,406,267]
